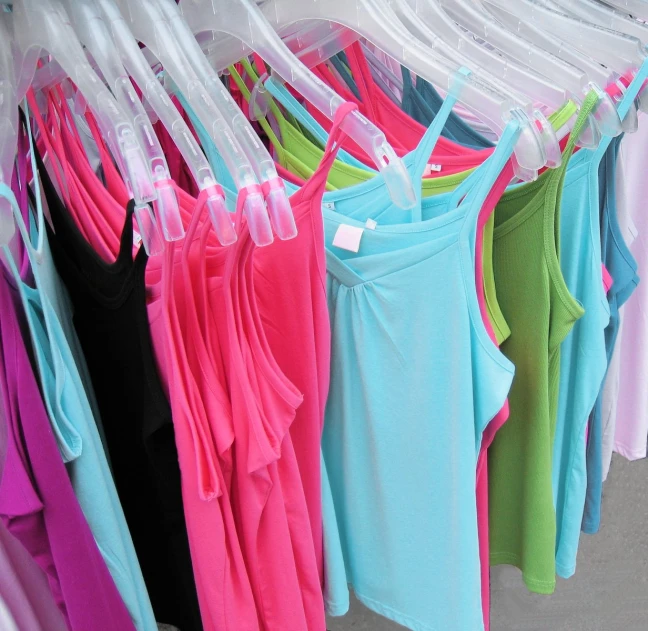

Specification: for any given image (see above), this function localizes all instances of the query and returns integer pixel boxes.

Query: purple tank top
[0,182,136,630]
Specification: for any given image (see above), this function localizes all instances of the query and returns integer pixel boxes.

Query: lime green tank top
[487,91,599,594]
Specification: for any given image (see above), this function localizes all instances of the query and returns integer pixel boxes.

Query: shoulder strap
[1,100,46,280]
[406,72,470,191]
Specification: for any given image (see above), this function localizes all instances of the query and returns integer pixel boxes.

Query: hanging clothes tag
[365,218,377,230]
[332,224,364,253]
[323,201,336,211]
[424,164,442,176]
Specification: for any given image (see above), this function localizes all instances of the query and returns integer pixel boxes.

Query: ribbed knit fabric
[488,92,599,594]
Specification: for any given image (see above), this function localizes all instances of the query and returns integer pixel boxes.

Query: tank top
[487,91,598,594]
[34,150,203,630]
[552,63,648,580]
[9,111,159,630]
[153,222,260,631]
[602,110,648,466]
[181,86,566,630]
[0,183,136,630]
[0,517,68,631]
[582,135,638,535]
[320,83,520,630]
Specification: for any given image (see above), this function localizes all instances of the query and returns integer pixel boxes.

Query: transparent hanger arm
[96,0,234,245]
[154,0,297,239]
[480,1,613,87]
[485,0,646,74]
[0,13,17,245]
[178,0,416,209]
[12,0,156,208]
[600,0,648,21]
[113,0,276,245]
[546,0,648,43]
[258,0,550,171]
[434,0,588,97]
[390,0,571,108]
[60,0,185,243]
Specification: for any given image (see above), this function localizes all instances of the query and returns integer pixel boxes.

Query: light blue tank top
[0,120,157,631]
[319,106,518,631]
[552,61,648,578]
[582,135,639,535]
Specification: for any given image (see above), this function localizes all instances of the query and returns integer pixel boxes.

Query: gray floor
[327,454,648,631]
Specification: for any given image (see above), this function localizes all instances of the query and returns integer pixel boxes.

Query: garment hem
[352,589,484,631]
[489,552,556,594]
[613,442,647,461]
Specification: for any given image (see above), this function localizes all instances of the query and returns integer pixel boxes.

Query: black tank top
[36,148,203,631]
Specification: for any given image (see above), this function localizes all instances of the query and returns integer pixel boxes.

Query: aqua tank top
[552,61,648,579]
[582,135,639,536]
[319,92,520,631]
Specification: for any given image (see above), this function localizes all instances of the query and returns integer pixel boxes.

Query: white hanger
[95,0,234,246]
[390,0,573,110]
[598,0,648,21]
[0,11,17,245]
[221,0,557,174]
[478,1,626,137]
[113,0,287,246]
[178,0,418,210]
[485,0,646,74]
[547,0,648,44]
[53,0,186,251]
[11,0,159,216]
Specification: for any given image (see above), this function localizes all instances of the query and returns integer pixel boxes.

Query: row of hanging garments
[1,1,648,630]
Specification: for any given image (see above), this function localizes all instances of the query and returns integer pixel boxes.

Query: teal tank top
[582,134,639,535]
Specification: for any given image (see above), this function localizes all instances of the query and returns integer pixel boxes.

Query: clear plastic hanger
[599,0,648,21]
[177,0,417,210]
[11,0,159,220]
[0,11,18,245]
[389,0,573,110]
[546,0,648,41]
[485,0,646,75]
[153,0,297,238]
[55,0,186,250]
[479,1,614,89]
[434,0,588,96]
[112,0,280,246]
[543,0,648,118]
[443,0,623,137]
[248,0,559,175]
[95,0,234,246]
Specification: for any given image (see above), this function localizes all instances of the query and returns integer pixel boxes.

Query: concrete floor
[327,454,648,631]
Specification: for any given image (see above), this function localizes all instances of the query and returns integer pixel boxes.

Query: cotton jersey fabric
[582,136,638,535]
[34,148,202,630]
[602,110,648,468]
[552,66,648,580]
[319,91,519,630]
[0,184,136,631]
[487,92,598,594]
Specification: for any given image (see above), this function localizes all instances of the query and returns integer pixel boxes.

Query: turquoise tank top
[319,97,519,631]
[552,60,648,578]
